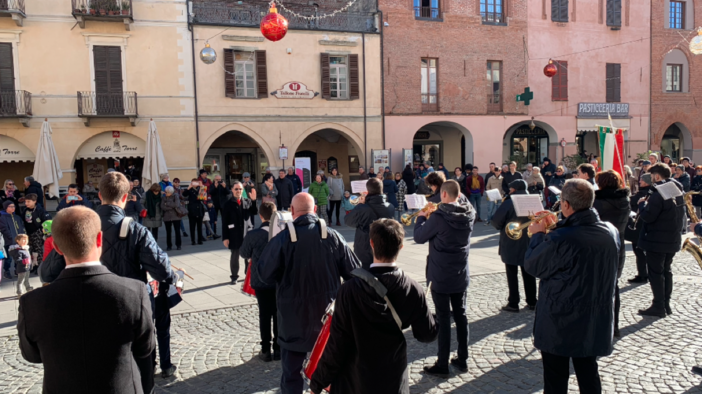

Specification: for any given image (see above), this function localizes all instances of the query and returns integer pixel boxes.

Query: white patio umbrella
[32,119,63,198]
[143,119,169,189]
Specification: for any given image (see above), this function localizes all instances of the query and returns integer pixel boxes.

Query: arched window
[662,49,689,93]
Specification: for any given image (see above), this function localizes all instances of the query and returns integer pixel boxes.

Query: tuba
[682,191,702,270]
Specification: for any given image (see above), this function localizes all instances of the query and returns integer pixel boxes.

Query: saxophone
[682,191,702,270]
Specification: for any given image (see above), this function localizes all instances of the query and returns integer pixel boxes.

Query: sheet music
[486,189,502,202]
[548,186,561,195]
[351,180,367,194]
[656,181,683,201]
[511,195,546,217]
[405,194,428,210]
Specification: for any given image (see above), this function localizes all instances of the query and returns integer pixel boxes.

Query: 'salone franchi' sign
[271,82,318,99]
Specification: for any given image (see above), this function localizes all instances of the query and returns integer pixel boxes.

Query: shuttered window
[93,45,123,115]
[320,54,359,100]
[0,43,16,115]
[224,49,267,99]
[551,60,568,101]
[606,0,621,27]
[551,0,568,22]
[606,63,621,102]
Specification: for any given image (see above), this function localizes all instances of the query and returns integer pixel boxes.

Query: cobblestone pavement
[2,255,702,394]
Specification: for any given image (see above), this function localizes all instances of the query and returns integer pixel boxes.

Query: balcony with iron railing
[77,91,138,126]
[421,93,438,112]
[191,0,378,33]
[0,0,26,26]
[0,90,32,126]
[414,6,440,20]
[71,0,133,30]
[487,93,502,113]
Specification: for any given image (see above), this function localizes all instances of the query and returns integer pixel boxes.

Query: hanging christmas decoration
[260,3,288,42]
[690,28,702,55]
[543,59,557,78]
[200,42,217,64]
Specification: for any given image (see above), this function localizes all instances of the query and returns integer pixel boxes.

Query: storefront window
[661,137,681,161]
[510,126,549,169]
[413,143,442,168]
[202,154,222,177]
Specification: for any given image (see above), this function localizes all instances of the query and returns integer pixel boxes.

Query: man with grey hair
[23,176,44,207]
[525,178,619,394]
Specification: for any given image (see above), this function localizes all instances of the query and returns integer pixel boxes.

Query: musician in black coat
[18,206,155,394]
[491,179,537,313]
[626,174,652,283]
[525,179,619,394]
[592,170,630,337]
[311,219,437,394]
[221,182,258,284]
[637,163,686,317]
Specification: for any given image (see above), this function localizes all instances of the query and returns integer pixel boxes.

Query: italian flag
[598,126,625,179]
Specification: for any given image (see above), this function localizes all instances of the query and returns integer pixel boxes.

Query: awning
[577,118,630,133]
[76,131,146,160]
[0,135,35,163]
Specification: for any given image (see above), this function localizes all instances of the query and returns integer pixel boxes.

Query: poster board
[86,163,105,184]
[294,157,311,192]
[371,149,391,175]
[403,149,413,167]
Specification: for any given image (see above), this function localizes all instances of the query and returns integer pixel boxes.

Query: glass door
[226,153,254,184]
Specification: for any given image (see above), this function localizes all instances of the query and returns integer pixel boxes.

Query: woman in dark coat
[593,170,630,337]
[547,166,567,206]
[491,179,537,312]
[402,164,416,195]
[690,166,702,219]
[382,173,399,208]
[182,178,207,245]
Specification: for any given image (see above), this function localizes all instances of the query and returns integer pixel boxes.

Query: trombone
[505,210,560,240]
[400,202,440,226]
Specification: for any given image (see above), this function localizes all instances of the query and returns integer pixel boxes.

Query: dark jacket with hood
[287,172,302,195]
[593,188,630,278]
[24,181,44,207]
[0,210,26,247]
[182,187,206,217]
[221,196,258,251]
[311,267,438,394]
[525,208,619,358]
[239,222,273,290]
[491,189,530,266]
[22,205,51,235]
[383,179,399,208]
[211,183,232,209]
[344,194,395,269]
[258,214,361,352]
[691,175,702,206]
[638,178,686,254]
[675,172,691,192]
[541,159,557,186]
[274,176,295,208]
[414,201,475,294]
[9,245,31,273]
[402,167,416,195]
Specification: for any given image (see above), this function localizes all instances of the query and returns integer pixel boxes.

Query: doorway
[225,153,255,184]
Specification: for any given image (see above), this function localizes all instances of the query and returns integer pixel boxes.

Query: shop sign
[577,102,629,118]
[86,163,105,184]
[514,126,547,136]
[271,82,317,99]
[95,138,140,154]
[0,135,35,162]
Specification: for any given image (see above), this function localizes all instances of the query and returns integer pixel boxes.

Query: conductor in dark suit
[18,206,155,394]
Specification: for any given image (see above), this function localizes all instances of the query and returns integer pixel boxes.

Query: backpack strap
[319,218,328,239]
[287,221,298,243]
[287,218,328,242]
[120,217,133,240]
[350,268,402,330]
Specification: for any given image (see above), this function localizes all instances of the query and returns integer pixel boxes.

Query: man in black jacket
[575,163,596,186]
[222,181,258,284]
[258,193,360,394]
[275,169,295,210]
[19,206,155,394]
[210,174,231,236]
[414,180,475,378]
[23,177,44,208]
[627,174,652,283]
[311,219,437,394]
[525,179,619,394]
[637,163,685,317]
[491,179,537,313]
[344,178,395,269]
[287,167,302,195]
[501,161,523,195]
[240,201,279,362]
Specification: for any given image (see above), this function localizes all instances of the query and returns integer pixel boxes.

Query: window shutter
[559,61,568,100]
[107,47,123,93]
[613,63,621,102]
[255,50,268,99]
[606,63,613,101]
[607,0,621,26]
[93,46,109,94]
[559,0,568,22]
[551,0,559,21]
[0,43,15,91]
[349,54,360,100]
[321,53,330,99]
[224,49,235,98]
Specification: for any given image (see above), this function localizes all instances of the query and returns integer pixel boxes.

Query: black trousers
[327,200,341,222]
[164,220,182,248]
[255,288,279,353]
[188,215,204,244]
[505,264,537,307]
[149,227,159,241]
[229,249,241,281]
[211,206,221,234]
[632,242,648,279]
[280,348,306,394]
[646,250,675,311]
[155,287,172,370]
[541,351,601,394]
[135,291,156,394]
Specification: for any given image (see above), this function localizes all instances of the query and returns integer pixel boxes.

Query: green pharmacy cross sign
[516,87,534,106]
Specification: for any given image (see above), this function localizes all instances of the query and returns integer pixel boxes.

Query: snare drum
[301,301,335,392]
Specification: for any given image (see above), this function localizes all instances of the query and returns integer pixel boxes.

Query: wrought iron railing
[77,91,138,117]
[0,90,31,117]
[71,0,132,17]
[414,6,440,19]
[0,0,25,14]
[421,93,438,112]
[481,10,504,23]
[487,93,502,113]
[191,1,377,33]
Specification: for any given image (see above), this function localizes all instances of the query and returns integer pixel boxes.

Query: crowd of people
[2,151,700,394]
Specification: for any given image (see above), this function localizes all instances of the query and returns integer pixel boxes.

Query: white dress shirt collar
[369,262,398,268]
[65,261,102,269]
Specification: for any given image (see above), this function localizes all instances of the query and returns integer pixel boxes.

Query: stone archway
[503,121,559,167]
[199,123,276,169]
[411,121,474,169]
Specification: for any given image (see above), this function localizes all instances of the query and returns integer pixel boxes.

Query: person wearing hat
[0,200,26,279]
[491,179,537,313]
[648,152,659,166]
[199,169,213,198]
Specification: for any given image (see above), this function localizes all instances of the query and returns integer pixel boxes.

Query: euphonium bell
[400,202,439,226]
[348,195,362,205]
[505,211,560,240]
[682,191,702,270]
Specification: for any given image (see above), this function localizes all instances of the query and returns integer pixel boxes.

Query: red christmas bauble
[543,62,557,78]
[261,6,288,42]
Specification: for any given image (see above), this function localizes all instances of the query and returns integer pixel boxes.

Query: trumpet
[400,202,440,226]
[505,210,561,240]
[682,191,702,270]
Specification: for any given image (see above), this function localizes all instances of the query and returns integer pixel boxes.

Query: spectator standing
[57,184,92,211]
[452,167,467,196]
[358,166,370,180]
[211,174,231,237]
[541,158,556,186]
[395,172,408,220]
[308,174,331,224]
[501,162,523,196]
[402,164,416,195]
[158,175,173,193]
[485,167,504,225]
[326,168,344,226]
[198,170,213,198]
[142,184,163,240]
[368,167,376,179]
[383,172,399,210]
[547,166,567,206]
[23,177,44,208]
[691,167,702,219]
[437,163,450,179]
[523,163,534,180]
[0,179,22,208]
[649,152,659,165]
[183,179,207,245]
[172,178,188,237]
[131,179,145,201]
[467,167,485,222]
[484,163,497,185]
[682,157,696,178]
[222,182,258,284]
[160,186,183,251]
[124,181,144,221]
[527,167,545,198]
[341,191,355,215]
[674,166,691,192]
[274,169,295,210]
[22,194,51,273]
[260,174,279,207]
[287,167,302,195]
[1,200,26,279]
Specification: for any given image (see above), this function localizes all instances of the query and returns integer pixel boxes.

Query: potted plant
[108,4,115,15]
[121,1,129,15]
[81,4,87,13]
[89,2,97,15]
